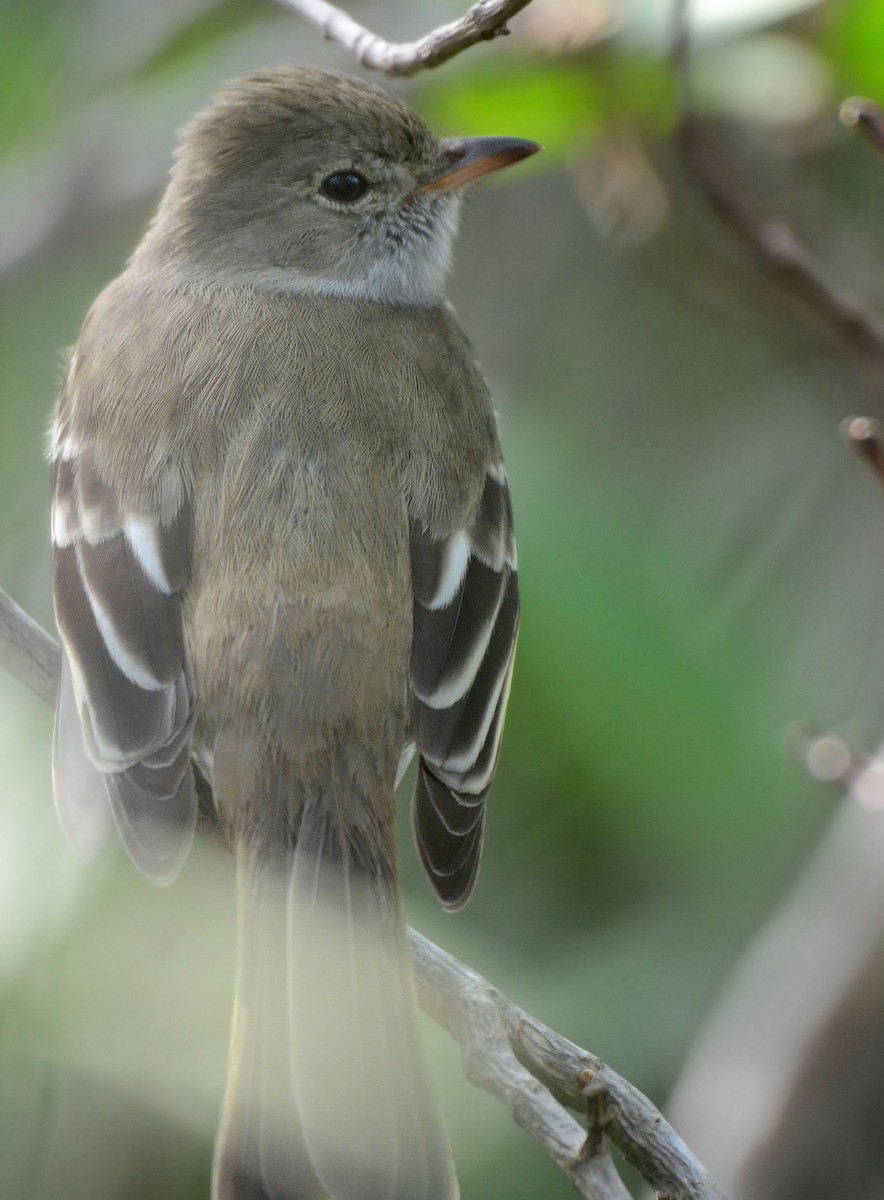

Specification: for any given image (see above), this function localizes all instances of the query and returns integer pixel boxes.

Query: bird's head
[139,67,539,305]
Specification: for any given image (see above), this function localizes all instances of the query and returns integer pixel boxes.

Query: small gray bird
[50,67,537,1199]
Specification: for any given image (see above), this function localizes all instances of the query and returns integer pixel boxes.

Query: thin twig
[0,587,57,707]
[0,582,727,1199]
[840,415,884,492]
[840,97,884,159]
[670,1,884,365]
[273,0,534,76]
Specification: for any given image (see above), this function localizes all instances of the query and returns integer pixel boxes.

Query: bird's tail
[212,788,459,1200]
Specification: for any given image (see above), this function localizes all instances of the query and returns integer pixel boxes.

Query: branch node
[840,414,884,491]
[582,1078,611,1158]
[840,96,884,158]
[276,0,533,77]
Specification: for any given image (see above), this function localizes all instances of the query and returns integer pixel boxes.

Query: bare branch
[0,587,57,707]
[410,929,631,1200]
[411,929,728,1200]
[671,1,884,366]
[0,581,727,1199]
[274,0,534,76]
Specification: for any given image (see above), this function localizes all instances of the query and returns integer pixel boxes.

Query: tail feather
[213,856,329,1200]
[214,799,458,1200]
[288,812,457,1199]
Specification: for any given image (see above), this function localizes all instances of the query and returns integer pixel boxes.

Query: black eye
[319,171,370,203]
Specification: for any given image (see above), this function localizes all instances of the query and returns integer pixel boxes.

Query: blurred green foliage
[828,0,884,95]
[420,58,604,158]
[4,1,884,1197]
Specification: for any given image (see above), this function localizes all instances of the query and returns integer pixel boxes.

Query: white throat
[304,192,464,307]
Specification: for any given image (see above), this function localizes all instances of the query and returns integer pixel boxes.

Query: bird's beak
[412,137,541,196]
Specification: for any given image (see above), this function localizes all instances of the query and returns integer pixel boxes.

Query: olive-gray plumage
[50,66,534,1199]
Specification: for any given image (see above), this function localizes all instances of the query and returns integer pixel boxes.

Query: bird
[49,66,536,1199]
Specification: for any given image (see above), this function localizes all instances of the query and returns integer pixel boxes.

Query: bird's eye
[319,171,370,203]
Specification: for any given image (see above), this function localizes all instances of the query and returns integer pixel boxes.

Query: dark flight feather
[409,466,518,910]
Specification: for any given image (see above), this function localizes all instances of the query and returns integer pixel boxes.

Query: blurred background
[4,0,884,1196]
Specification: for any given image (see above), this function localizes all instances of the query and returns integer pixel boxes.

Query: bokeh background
[4,0,884,1196]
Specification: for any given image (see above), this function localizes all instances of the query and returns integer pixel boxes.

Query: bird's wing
[50,409,196,885]
[408,461,519,910]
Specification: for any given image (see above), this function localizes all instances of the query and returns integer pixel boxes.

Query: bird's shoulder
[58,270,500,521]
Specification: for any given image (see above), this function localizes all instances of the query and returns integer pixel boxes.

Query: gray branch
[411,930,727,1200]
[274,0,535,76]
[0,587,57,708]
[0,581,726,1200]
